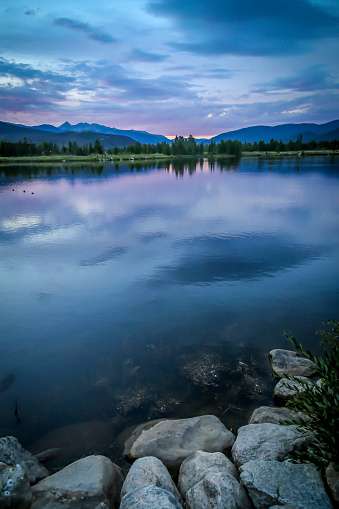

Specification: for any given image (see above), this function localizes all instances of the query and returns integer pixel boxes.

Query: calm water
[0,156,338,469]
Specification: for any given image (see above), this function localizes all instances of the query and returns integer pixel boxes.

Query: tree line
[0,138,103,157]
[1,134,338,158]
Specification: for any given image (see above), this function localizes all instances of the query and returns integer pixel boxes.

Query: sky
[0,0,339,138]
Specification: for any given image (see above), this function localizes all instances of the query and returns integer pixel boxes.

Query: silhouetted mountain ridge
[210,120,339,144]
[0,121,134,148]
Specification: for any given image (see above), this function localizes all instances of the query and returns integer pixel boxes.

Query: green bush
[280,320,339,469]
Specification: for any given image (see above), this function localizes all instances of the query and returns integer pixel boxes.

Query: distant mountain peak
[59,121,72,129]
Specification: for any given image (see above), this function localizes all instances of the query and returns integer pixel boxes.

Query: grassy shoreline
[0,150,338,165]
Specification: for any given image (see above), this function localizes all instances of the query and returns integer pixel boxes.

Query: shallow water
[0,156,338,469]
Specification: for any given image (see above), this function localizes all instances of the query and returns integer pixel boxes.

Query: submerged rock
[31,455,123,509]
[180,352,228,387]
[121,456,183,506]
[269,349,316,378]
[231,423,313,468]
[114,386,153,415]
[0,436,48,484]
[28,420,114,469]
[124,415,235,474]
[178,450,238,498]
[240,460,333,509]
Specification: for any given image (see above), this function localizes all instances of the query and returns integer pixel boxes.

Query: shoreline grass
[0,150,338,166]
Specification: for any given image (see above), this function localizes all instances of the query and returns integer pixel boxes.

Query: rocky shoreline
[1,348,338,508]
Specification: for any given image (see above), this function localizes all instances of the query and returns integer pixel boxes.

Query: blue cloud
[54,17,117,44]
[252,65,338,93]
[146,0,339,56]
[128,49,168,62]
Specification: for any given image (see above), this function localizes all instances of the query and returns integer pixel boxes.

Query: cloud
[128,49,168,62]
[0,57,200,124]
[0,57,75,85]
[54,17,116,44]
[146,0,339,56]
[252,65,338,93]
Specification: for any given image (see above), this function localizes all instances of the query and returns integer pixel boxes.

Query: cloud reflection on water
[148,233,328,286]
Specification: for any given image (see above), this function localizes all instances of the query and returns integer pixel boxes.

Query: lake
[0,155,338,470]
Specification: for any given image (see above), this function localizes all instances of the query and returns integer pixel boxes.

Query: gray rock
[326,462,339,505]
[31,455,123,509]
[0,436,49,484]
[249,406,308,425]
[240,460,333,509]
[124,415,235,474]
[178,450,238,498]
[0,461,32,509]
[269,506,297,509]
[121,456,183,506]
[231,423,313,468]
[94,503,110,509]
[185,471,252,509]
[269,349,316,377]
[273,377,314,402]
[120,485,182,508]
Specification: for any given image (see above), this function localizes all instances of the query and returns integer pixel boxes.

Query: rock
[124,415,235,474]
[120,485,182,508]
[269,506,298,509]
[185,471,252,509]
[0,436,49,484]
[179,352,228,387]
[240,460,333,509]
[269,349,316,377]
[231,423,313,468]
[121,456,183,506]
[326,462,339,505]
[94,503,110,509]
[35,448,62,463]
[249,406,308,425]
[178,450,238,498]
[31,455,123,509]
[273,376,313,402]
[0,461,32,509]
[28,420,114,469]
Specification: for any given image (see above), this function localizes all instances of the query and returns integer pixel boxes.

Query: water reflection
[149,233,327,286]
[0,156,338,470]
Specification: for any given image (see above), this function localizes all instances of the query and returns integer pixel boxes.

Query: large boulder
[0,436,48,484]
[185,471,252,509]
[273,376,313,402]
[240,460,333,509]
[120,485,182,508]
[124,416,235,474]
[0,461,32,509]
[178,450,238,498]
[269,349,316,378]
[31,455,123,509]
[249,406,308,425]
[121,456,183,506]
[231,423,313,468]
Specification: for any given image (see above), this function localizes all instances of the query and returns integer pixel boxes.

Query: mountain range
[209,120,339,144]
[15,121,169,145]
[0,120,338,148]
